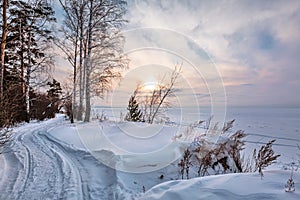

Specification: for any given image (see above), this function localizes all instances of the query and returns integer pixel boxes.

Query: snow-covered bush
[178,148,193,179]
[285,178,295,192]
[285,163,296,192]
[177,119,280,180]
[254,140,280,178]
[192,130,247,176]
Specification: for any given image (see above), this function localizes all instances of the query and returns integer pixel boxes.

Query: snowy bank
[139,170,300,200]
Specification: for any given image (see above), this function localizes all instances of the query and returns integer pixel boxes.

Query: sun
[142,81,159,92]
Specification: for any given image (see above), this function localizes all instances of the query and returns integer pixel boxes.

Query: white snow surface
[140,171,300,200]
[0,108,300,199]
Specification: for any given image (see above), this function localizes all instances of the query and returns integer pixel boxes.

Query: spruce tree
[46,79,62,117]
[4,0,56,123]
[125,93,143,122]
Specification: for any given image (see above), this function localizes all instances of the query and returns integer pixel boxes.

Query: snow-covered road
[1,112,299,200]
[0,117,121,200]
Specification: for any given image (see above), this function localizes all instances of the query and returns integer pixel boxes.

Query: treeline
[0,0,57,127]
[0,0,128,127]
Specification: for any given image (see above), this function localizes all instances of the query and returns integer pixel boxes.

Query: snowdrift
[139,170,300,200]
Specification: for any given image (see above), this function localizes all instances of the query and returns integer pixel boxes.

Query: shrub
[177,120,281,180]
[285,163,295,192]
[254,140,280,178]
[178,148,193,179]
[285,178,295,192]
[227,130,247,172]
[193,129,247,176]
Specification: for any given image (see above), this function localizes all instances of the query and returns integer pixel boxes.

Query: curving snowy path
[0,117,121,200]
[1,113,299,200]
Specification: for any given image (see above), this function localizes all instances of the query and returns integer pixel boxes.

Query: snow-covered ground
[140,171,300,200]
[0,107,300,199]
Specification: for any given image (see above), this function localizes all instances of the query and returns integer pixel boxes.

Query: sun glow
[142,81,159,92]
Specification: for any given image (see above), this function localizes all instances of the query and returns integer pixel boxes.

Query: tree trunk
[71,25,79,123]
[0,0,8,102]
[20,19,25,95]
[77,38,83,120]
[77,5,85,121]
[84,0,94,122]
[25,31,32,122]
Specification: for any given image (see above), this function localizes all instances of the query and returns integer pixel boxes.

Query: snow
[140,171,300,200]
[0,108,300,199]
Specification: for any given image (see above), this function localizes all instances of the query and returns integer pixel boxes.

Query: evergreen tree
[29,89,51,120]
[46,79,62,116]
[6,0,56,122]
[47,79,62,99]
[125,93,143,122]
[0,0,55,126]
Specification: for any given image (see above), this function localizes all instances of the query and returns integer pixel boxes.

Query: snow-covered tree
[84,0,128,122]
[56,0,88,122]
[0,0,55,126]
[58,0,128,123]
[125,91,143,122]
[6,0,55,121]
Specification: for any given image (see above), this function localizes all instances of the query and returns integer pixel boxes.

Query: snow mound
[139,171,300,200]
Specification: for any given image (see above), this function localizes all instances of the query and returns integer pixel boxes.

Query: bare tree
[83,0,94,122]
[135,64,182,124]
[84,0,127,122]
[90,30,128,98]
[58,0,127,122]
[77,0,87,121]
[57,0,88,122]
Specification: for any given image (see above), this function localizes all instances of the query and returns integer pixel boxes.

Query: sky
[54,0,300,107]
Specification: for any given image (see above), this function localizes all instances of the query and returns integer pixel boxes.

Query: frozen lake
[93,106,300,164]
[93,106,300,136]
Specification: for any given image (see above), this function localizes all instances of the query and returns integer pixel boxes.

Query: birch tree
[84,0,128,122]
[58,0,127,122]
[57,0,88,122]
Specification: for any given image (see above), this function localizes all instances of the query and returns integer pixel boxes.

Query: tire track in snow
[17,141,33,199]
[31,132,81,199]
[1,130,43,200]
[38,133,87,199]
[41,133,118,199]
[0,118,84,199]
[7,130,65,199]
[14,132,85,199]
[0,118,121,200]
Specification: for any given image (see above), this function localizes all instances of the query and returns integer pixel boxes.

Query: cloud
[124,0,300,106]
